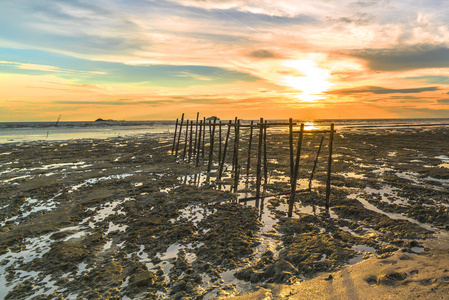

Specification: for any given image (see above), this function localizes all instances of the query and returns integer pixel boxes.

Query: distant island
[95,118,115,122]
[205,116,220,121]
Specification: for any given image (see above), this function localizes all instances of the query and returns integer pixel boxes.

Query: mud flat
[0,125,448,299]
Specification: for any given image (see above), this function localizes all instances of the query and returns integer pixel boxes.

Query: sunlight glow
[283,60,332,102]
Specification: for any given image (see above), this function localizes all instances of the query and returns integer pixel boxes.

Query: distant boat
[205,116,220,121]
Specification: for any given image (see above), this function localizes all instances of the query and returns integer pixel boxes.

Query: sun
[282,59,332,102]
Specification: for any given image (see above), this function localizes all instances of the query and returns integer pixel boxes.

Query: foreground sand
[232,233,449,299]
[0,126,448,299]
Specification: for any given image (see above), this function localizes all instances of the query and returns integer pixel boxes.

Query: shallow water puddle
[0,233,55,299]
[69,173,136,193]
[348,192,435,231]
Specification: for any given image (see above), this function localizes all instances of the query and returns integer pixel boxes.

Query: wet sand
[0,126,448,299]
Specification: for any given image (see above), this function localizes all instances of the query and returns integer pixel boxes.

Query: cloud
[327,85,439,95]
[437,99,449,104]
[0,48,258,87]
[248,49,280,59]
[338,45,449,71]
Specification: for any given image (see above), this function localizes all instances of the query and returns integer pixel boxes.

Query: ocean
[1,118,449,144]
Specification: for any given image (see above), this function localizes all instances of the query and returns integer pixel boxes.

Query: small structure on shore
[171,113,335,217]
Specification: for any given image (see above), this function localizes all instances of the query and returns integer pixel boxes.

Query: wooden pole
[172,118,179,154]
[309,135,324,189]
[196,120,203,167]
[288,123,304,218]
[207,117,217,172]
[233,119,240,193]
[263,120,268,194]
[289,118,294,182]
[188,120,194,163]
[175,113,184,156]
[255,118,264,202]
[325,124,335,209]
[183,119,189,159]
[218,121,222,163]
[218,120,231,180]
[202,117,206,158]
[193,112,199,156]
[246,120,254,178]
[232,117,238,172]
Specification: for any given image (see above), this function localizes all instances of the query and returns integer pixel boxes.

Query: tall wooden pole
[289,118,294,182]
[232,117,238,172]
[218,120,231,180]
[309,135,324,189]
[188,120,194,163]
[196,120,203,167]
[183,119,189,159]
[207,117,217,172]
[202,117,206,158]
[246,120,254,178]
[218,121,222,163]
[175,113,184,156]
[325,124,335,209]
[193,112,199,156]
[288,123,304,218]
[263,120,268,194]
[255,118,264,202]
[233,119,240,193]
[172,118,179,154]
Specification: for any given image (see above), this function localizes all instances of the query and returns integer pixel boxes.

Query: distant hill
[95,118,115,122]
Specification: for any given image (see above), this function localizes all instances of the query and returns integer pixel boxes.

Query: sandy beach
[1,124,448,299]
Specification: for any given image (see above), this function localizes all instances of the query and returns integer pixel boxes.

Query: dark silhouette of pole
[188,120,194,163]
[233,119,240,193]
[288,123,304,218]
[196,120,203,167]
[172,118,179,154]
[193,112,199,156]
[255,118,263,202]
[325,124,335,209]
[175,113,184,156]
[218,120,232,180]
[207,117,217,172]
[246,120,254,178]
[289,118,294,182]
[183,119,189,159]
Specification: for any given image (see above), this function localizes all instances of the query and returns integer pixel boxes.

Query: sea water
[1,118,449,144]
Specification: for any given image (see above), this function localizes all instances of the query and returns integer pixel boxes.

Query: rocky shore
[0,126,448,299]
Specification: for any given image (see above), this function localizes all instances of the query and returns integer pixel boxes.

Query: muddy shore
[0,125,448,299]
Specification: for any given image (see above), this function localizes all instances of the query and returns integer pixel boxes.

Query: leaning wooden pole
[309,135,324,189]
[196,120,203,167]
[172,118,179,154]
[288,123,304,218]
[207,117,217,172]
[175,113,185,156]
[188,120,194,163]
[218,120,231,180]
[255,118,264,201]
[183,119,189,159]
[325,124,335,209]
[246,120,254,178]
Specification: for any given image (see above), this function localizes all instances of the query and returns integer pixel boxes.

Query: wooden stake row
[172,114,335,214]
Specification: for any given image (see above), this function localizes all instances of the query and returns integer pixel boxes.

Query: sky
[1,0,449,121]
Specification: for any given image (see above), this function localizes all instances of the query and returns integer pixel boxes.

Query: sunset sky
[1,0,449,121]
